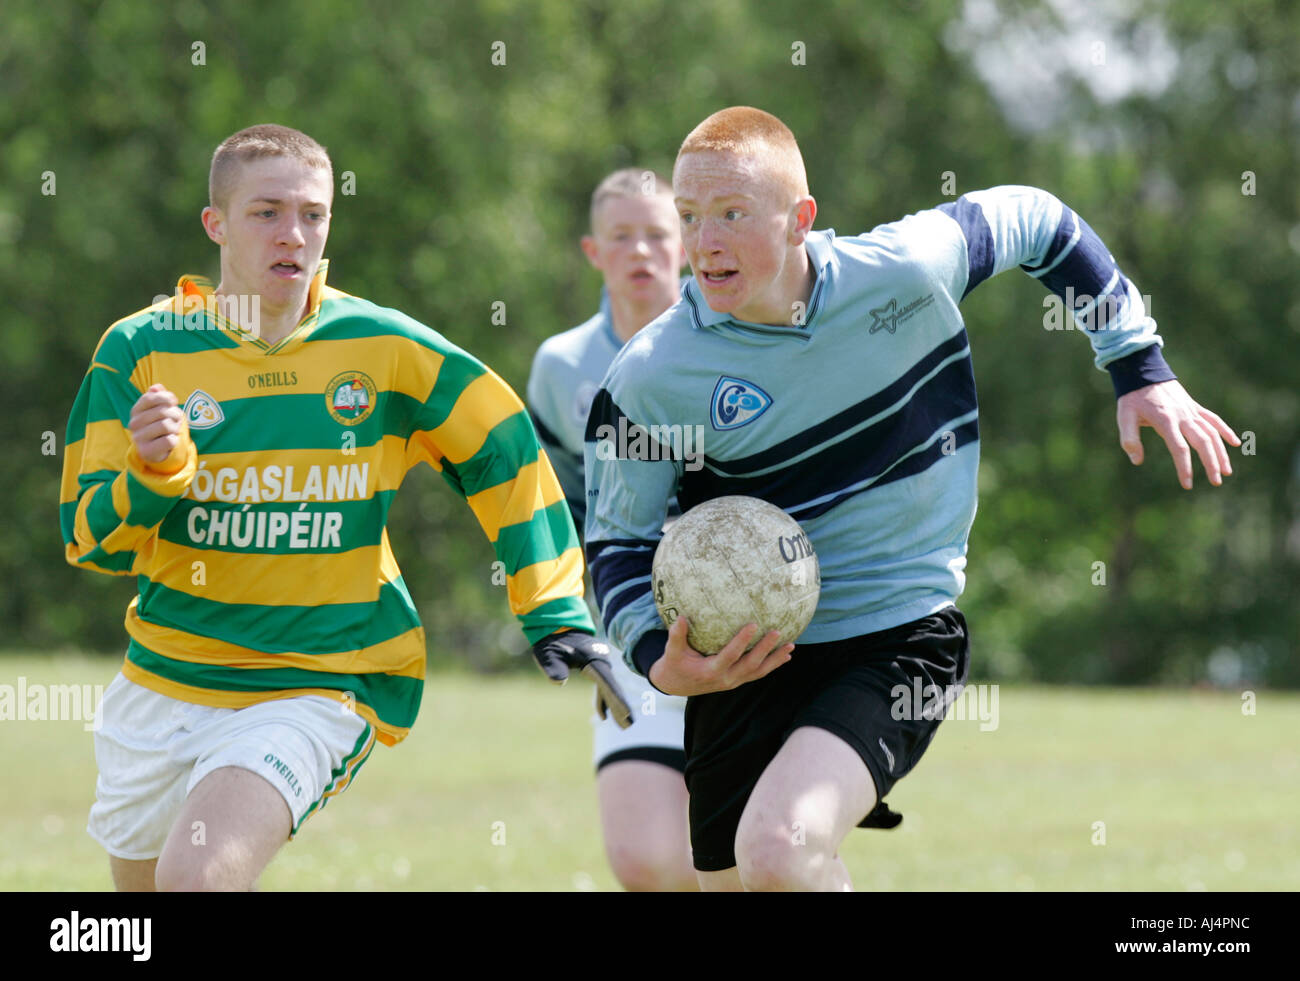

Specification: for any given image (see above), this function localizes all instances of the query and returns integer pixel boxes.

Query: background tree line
[2,0,1295,684]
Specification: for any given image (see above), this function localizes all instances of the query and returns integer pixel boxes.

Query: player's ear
[201,206,226,246]
[789,195,817,245]
[580,235,602,270]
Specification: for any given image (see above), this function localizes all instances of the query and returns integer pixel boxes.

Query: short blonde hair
[209,124,333,211]
[676,106,809,203]
[588,168,674,231]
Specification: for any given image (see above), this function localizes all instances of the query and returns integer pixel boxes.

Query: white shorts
[88,673,376,860]
[593,650,687,771]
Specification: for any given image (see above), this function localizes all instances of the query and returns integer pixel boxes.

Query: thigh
[597,760,693,889]
[597,760,689,843]
[156,766,291,891]
[184,694,376,839]
[738,726,876,853]
[156,694,374,890]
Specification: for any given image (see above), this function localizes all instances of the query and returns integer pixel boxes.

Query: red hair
[676,107,809,201]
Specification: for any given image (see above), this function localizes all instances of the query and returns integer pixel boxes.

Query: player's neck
[214,283,307,346]
[607,290,676,345]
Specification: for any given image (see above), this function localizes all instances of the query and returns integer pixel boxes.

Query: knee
[735,823,829,892]
[606,841,698,892]
[155,844,250,892]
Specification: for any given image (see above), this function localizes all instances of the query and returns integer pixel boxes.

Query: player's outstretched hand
[531,630,633,729]
[129,384,185,464]
[1117,380,1240,489]
[650,616,794,697]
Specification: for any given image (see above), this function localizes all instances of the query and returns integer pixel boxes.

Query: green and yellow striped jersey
[60,261,592,745]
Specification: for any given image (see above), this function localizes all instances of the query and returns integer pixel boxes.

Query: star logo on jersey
[869,298,902,334]
[870,293,936,334]
[182,389,224,430]
[710,376,773,431]
[325,371,377,426]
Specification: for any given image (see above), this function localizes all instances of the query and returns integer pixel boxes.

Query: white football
[652,496,820,655]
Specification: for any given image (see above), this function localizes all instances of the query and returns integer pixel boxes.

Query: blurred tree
[1,0,1292,683]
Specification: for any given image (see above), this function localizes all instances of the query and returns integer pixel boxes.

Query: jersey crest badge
[710,376,773,431]
[326,371,377,426]
[183,389,224,430]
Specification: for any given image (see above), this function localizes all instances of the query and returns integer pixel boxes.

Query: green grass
[1,652,1296,890]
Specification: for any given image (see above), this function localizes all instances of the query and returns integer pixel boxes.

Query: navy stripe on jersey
[937,199,994,299]
[1020,205,1080,276]
[1023,208,1125,330]
[706,330,970,476]
[791,417,979,521]
[587,539,655,624]
[584,389,684,460]
[679,352,978,520]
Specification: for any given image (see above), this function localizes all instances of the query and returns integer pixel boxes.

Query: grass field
[1,652,1296,891]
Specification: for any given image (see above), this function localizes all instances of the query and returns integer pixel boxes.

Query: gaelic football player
[584,107,1240,891]
[527,169,696,891]
[60,124,629,891]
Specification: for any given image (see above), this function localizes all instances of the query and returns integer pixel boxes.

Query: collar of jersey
[683,230,834,337]
[175,259,330,353]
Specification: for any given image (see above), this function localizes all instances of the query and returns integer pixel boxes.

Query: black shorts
[683,606,971,872]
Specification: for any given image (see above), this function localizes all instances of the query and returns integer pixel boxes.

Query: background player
[527,169,697,891]
[61,124,627,891]
[584,107,1240,891]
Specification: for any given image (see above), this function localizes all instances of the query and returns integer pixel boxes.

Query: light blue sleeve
[526,343,588,525]
[935,185,1166,373]
[582,376,680,669]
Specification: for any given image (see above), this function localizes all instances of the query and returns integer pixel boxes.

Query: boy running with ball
[584,107,1238,891]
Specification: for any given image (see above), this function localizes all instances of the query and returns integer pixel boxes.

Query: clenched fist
[129,384,185,464]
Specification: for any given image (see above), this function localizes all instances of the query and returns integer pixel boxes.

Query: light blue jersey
[585,185,1176,676]
[527,292,623,528]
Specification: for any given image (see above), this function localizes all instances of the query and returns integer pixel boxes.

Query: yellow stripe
[506,546,586,615]
[120,659,408,746]
[426,370,524,465]
[124,609,426,679]
[62,420,131,500]
[72,479,146,561]
[464,460,566,542]
[110,471,131,520]
[146,539,389,606]
[127,334,446,407]
[60,436,86,506]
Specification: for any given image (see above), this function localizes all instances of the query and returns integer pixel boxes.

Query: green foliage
[2,0,1294,682]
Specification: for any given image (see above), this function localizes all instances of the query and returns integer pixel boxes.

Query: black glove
[531,630,633,730]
